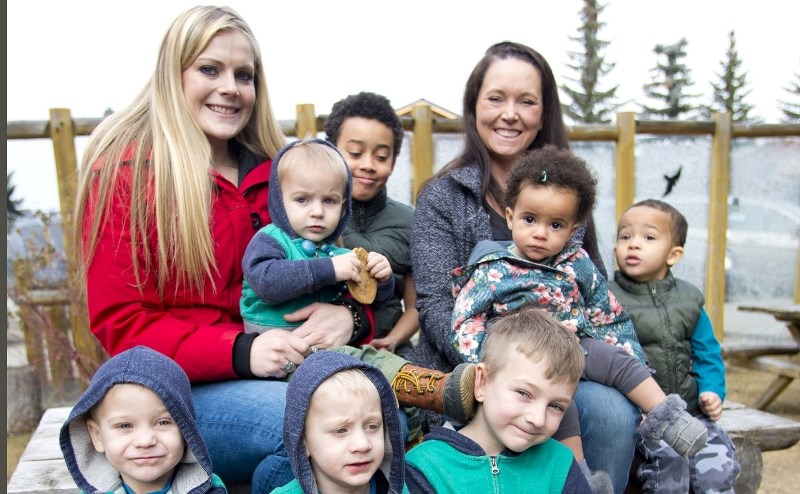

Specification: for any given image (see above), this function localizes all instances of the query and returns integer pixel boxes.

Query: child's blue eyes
[294,197,340,205]
[331,424,382,435]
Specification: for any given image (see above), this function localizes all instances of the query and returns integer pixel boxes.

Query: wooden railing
[7,107,800,350]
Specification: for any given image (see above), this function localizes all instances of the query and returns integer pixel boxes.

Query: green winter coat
[341,188,414,339]
[609,270,704,415]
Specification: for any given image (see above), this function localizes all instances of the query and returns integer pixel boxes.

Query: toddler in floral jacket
[450,146,709,486]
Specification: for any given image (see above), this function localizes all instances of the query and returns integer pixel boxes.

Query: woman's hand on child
[285,302,354,349]
[367,252,392,283]
[250,330,311,378]
[699,391,723,421]
[332,251,362,283]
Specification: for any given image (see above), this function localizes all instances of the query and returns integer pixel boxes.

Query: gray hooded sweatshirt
[271,351,407,494]
[59,346,225,494]
[241,138,393,330]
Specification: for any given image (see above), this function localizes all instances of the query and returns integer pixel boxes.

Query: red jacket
[86,161,272,381]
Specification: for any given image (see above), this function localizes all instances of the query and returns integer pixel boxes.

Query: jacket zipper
[649,282,678,389]
[357,202,366,230]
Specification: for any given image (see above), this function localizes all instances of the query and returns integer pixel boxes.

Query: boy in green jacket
[609,199,740,493]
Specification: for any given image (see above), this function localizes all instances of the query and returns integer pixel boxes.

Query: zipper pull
[490,456,499,475]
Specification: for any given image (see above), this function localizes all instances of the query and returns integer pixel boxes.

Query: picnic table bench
[722,303,800,410]
[9,402,800,494]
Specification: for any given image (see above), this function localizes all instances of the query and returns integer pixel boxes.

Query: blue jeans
[192,379,293,492]
[575,380,642,494]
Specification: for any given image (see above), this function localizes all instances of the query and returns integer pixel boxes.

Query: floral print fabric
[450,241,645,364]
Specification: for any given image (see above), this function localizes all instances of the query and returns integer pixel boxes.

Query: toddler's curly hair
[505,145,597,224]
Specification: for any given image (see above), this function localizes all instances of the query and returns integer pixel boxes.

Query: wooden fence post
[296,104,317,139]
[707,112,732,341]
[12,259,47,386]
[49,109,103,368]
[615,112,637,225]
[795,245,800,304]
[411,104,434,205]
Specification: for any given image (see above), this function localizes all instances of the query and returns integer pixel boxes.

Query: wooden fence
[6,106,800,379]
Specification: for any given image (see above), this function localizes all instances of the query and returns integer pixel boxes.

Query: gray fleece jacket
[59,346,225,494]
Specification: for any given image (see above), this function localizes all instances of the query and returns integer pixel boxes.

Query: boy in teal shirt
[406,309,595,493]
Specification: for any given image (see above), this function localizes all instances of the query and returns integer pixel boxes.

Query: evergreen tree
[560,0,619,123]
[704,31,757,122]
[642,38,700,119]
[7,171,25,230]
[778,64,800,122]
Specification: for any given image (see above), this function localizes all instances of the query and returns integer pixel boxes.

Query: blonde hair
[277,139,349,194]
[318,368,378,396]
[74,5,285,298]
[482,309,584,385]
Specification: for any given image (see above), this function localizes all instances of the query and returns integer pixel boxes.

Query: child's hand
[371,335,399,353]
[332,251,361,283]
[699,391,723,421]
[366,252,392,283]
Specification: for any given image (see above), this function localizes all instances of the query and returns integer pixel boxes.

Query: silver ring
[310,345,319,353]
[283,360,296,374]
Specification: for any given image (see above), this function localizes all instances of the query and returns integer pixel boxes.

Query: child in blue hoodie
[240,137,395,337]
[59,346,226,494]
[272,351,409,494]
[239,138,478,434]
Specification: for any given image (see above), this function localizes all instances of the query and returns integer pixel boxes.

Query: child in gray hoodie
[59,346,226,494]
[272,351,408,494]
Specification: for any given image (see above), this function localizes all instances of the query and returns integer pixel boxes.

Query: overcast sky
[7,0,800,211]
[8,0,800,121]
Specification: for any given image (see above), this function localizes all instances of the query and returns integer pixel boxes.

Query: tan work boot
[391,362,476,422]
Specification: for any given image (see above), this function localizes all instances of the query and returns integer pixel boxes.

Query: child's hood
[59,346,221,494]
[268,138,353,244]
[283,351,406,494]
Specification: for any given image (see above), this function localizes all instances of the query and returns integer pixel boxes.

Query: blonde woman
[75,6,368,491]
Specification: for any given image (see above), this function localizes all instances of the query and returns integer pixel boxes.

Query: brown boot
[391,362,476,422]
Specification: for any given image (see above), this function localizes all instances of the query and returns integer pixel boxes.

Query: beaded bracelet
[333,298,367,345]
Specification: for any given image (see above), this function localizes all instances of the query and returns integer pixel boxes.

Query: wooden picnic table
[728,303,800,410]
[737,303,800,346]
